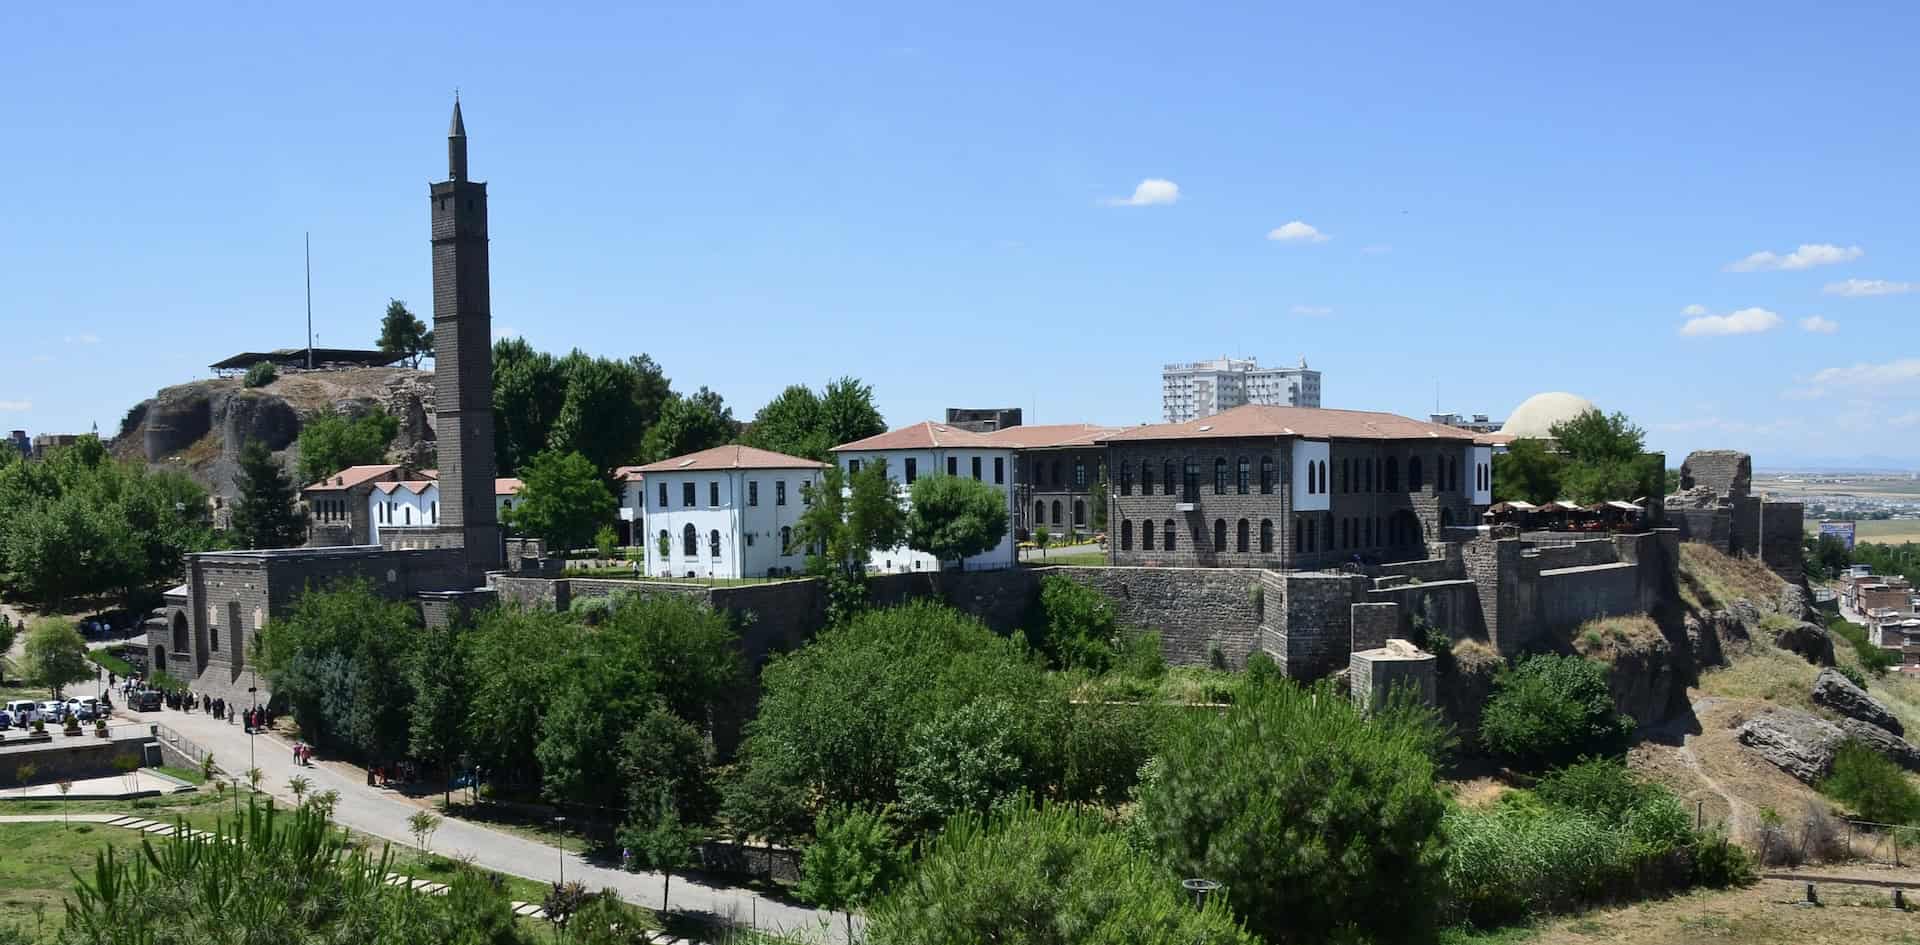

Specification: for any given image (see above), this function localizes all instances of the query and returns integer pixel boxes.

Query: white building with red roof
[633,445,827,579]
[831,421,1020,573]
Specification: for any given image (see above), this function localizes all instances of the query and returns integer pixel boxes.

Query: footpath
[117,706,837,941]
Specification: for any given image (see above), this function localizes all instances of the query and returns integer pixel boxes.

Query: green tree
[1480,653,1635,771]
[548,351,664,483]
[491,338,566,477]
[816,377,887,452]
[740,601,1051,809]
[1822,740,1920,825]
[258,580,419,760]
[896,699,1025,830]
[617,792,702,914]
[1089,470,1108,531]
[230,439,307,550]
[463,607,584,788]
[1029,573,1119,671]
[22,619,92,698]
[718,751,814,862]
[619,704,715,824]
[795,461,906,579]
[593,524,619,561]
[795,804,904,941]
[409,620,469,806]
[1136,681,1449,944]
[741,384,828,460]
[640,387,737,462]
[503,450,615,551]
[868,801,1256,945]
[1492,437,1565,504]
[242,361,277,388]
[376,298,433,367]
[296,409,400,485]
[0,619,15,684]
[905,474,1008,570]
[1804,533,1852,582]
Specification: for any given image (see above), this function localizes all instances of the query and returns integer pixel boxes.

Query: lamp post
[554,815,567,885]
[246,674,258,774]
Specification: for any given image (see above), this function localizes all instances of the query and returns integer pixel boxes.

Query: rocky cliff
[111,366,434,499]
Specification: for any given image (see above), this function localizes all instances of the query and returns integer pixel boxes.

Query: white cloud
[1359,244,1392,255]
[1655,416,1802,437]
[1823,278,1914,297]
[1800,315,1839,334]
[1679,306,1782,337]
[1809,358,1920,389]
[63,332,99,345]
[1290,305,1333,317]
[1724,243,1862,272]
[1890,412,1920,429]
[0,400,30,412]
[1681,303,1709,316]
[1266,221,1329,243]
[1102,178,1179,207]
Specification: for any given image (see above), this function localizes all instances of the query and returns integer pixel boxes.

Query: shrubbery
[1442,760,1753,927]
[1480,653,1634,770]
[243,361,277,388]
[1822,740,1920,825]
[867,801,1256,945]
[1134,681,1449,943]
[1827,618,1898,676]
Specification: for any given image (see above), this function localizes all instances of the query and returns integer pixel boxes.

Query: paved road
[118,705,840,940]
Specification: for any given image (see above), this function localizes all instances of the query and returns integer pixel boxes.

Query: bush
[1028,574,1120,671]
[1244,649,1282,689]
[1828,618,1899,676]
[867,801,1257,945]
[1480,654,1634,770]
[1821,740,1920,825]
[1135,681,1448,943]
[243,361,277,388]
[1836,664,1870,691]
[1534,758,1658,821]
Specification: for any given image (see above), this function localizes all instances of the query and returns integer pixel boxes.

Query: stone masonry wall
[1275,572,1370,678]
[1365,579,1484,643]
[1350,602,1401,651]
[1050,567,1267,667]
[1525,539,1622,570]
[1760,501,1806,585]
[1679,449,1751,499]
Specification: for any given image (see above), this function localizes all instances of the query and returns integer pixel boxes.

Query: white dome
[1499,392,1597,439]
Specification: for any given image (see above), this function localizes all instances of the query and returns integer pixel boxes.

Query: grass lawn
[1026,550,1108,566]
[1440,875,1920,945]
[86,648,134,677]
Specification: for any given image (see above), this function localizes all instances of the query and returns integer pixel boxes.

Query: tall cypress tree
[230,439,307,549]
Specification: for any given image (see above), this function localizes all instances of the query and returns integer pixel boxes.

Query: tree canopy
[490,340,672,478]
[640,386,738,462]
[501,449,615,551]
[375,298,433,367]
[905,474,1009,569]
[795,460,906,578]
[258,580,421,760]
[1492,409,1660,505]
[23,618,93,697]
[741,377,887,461]
[231,439,307,550]
[295,409,399,485]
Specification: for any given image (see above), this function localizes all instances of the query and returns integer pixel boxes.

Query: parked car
[0,710,12,730]
[131,690,163,711]
[39,701,66,721]
[2,699,35,720]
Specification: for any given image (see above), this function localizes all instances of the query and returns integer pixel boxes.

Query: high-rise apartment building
[1161,357,1321,423]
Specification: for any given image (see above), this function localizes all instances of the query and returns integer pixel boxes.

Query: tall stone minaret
[430,97,502,574]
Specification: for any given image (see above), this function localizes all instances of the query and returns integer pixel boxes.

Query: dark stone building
[994,424,1122,540]
[1102,405,1493,570]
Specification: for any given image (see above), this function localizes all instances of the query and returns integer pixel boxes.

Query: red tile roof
[832,421,1001,452]
[496,478,524,496]
[1097,405,1477,443]
[371,480,437,495]
[633,445,827,473]
[980,423,1129,449]
[612,465,646,482]
[303,464,404,492]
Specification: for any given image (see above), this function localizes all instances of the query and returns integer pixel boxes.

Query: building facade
[1103,405,1489,569]
[637,445,824,579]
[832,421,1019,572]
[995,424,1124,540]
[305,464,408,546]
[943,407,1023,433]
[1161,357,1322,423]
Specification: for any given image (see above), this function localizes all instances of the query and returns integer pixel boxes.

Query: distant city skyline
[4,2,1919,469]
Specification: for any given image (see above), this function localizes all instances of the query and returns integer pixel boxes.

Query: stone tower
[430,98,502,573]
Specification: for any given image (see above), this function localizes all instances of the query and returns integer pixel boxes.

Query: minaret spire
[448,94,468,182]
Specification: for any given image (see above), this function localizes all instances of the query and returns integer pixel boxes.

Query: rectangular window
[947,457,958,476]
[994,457,1005,484]
[748,481,759,507]
[972,456,982,480]
[849,459,862,475]
[776,481,787,506]
[1074,460,1087,488]
[906,458,918,483]
[710,481,720,507]
[682,482,696,507]
[1183,459,1199,503]
[659,482,668,508]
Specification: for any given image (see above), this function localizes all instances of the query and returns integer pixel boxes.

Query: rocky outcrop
[1778,585,1813,623]
[1772,621,1836,667]
[1812,669,1904,736]
[1605,633,1681,728]
[1834,717,1920,773]
[1685,609,1749,668]
[1737,709,1845,784]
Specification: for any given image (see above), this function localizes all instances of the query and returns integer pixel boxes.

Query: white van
[4,700,38,723]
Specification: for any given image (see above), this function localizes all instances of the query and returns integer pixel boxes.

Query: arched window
[1319,460,1329,494]
[1073,500,1086,526]
[1237,457,1250,494]
[1035,500,1046,527]
[1259,457,1275,494]
[1340,517,1350,548]
[1073,459,1086,488]
[1306,517,1316,552]
[1260,519,1274,553]
[1385,457,1399,492]
[1409,457,1423,492]
[1294,517,1304,553]
[709,529,721,557]
[1163,519,1177,550]
[1182,459,1198,501]
[658,529,670,558]
[1214,518,1227,551]
[1119,462,1132,496]
[1121,520,1134,550]
[1143,520,1156,550]
[1440,509,1454,529]
[1162,461,1176,496]
[171,612,188,653]
[781,525,792,554]
[1236,518,1250,552]
[1365,458,1375,492]
[1214,458,1228,494]
[1141,461,1154,494]
[1051,500,1063,525]
[682,523,698,556]
[403,506,413,525]
[430,501,438,523]
[1343,458,1352,493]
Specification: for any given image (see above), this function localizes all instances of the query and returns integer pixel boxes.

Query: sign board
[1819,520,1857,551]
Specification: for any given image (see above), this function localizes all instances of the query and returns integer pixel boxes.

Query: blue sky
[4,1,1918,468]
